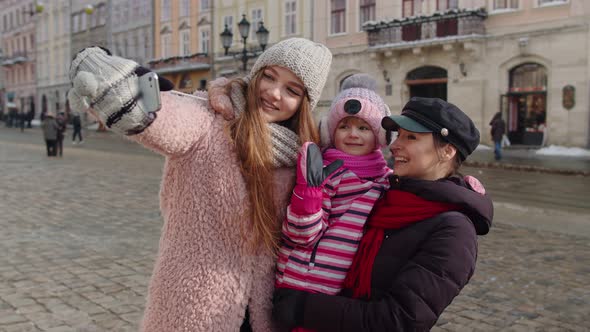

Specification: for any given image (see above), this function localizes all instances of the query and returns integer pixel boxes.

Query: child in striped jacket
[275,75,393,300]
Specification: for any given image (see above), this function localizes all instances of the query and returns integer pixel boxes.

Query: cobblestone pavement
[0,128,589,332]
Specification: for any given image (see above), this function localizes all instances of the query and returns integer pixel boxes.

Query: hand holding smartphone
[138,72,163,113]
[138,72,208,114]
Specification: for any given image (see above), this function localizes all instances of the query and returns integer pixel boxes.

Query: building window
[161,34,171,58]
[437,0,458,11]
[251,8,263,41]
[223,15,233,32]
[55,91,60,112]
[285,0,297,35]
[145,35,150,58]
[180,30,191,56]
[80,12,87,31]
[100,5,107,25]
[201,0,210,10]
[359,0,375,30]
[403,0,423,17]
[179,73,192,89]
[330,0,346,34]
[180,0,190,17]
[132,0,141,17]
[54,13,60,36]
[200,28,210,54]
[493,0,519,10]
[538,0,567,6]
[161,0,171,21]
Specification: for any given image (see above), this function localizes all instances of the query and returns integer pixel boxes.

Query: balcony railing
[364,8,487,47]
[1,51,29,66]
[148,53,210,75]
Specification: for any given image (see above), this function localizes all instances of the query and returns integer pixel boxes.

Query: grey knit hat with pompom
[248,38,332,110]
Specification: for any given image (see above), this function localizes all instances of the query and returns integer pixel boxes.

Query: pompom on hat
[248,38,332,110]
[320,74,391,148]
[381,97,480,161]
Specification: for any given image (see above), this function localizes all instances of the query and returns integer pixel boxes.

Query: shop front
[501,63,547,146]
[500,63,547,146]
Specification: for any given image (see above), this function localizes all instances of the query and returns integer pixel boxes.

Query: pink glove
[464,175,486,195]
[290,142,343,215]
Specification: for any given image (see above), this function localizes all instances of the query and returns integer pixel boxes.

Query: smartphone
[138,72,162,113]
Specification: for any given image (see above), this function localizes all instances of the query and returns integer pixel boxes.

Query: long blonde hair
[229,68,319,254]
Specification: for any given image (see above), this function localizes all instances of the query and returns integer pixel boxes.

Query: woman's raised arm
[68,47,216,157]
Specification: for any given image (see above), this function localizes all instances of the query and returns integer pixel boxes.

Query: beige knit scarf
[229,79,300,168]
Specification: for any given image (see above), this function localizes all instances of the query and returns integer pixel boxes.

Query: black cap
[381,97,480,161]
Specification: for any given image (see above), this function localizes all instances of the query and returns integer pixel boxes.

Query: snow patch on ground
[536,145,590,157]
[476,145,492,150]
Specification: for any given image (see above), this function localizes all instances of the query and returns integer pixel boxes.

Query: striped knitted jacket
[276,166,392,295]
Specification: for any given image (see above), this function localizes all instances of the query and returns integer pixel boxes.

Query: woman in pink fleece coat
[67,39,332,331]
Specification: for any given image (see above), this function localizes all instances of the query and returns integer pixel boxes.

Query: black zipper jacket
[297,175,493,332]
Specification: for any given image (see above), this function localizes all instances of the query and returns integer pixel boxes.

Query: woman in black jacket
[272,97,493,332]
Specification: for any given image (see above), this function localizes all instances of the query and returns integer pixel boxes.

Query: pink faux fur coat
[129,91,295,331]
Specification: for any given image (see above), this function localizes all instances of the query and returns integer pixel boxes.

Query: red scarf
[343,190,461,299]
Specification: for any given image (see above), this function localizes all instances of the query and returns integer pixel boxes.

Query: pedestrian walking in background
[71,112,83,144]
[56,112,67,157]
[6,103,17,128]
[67,38,332,331]
[41,112,58,157]
[26,104,35,128]
[272,97,493,331]
[17,109,26,132]
[490,112,506,160]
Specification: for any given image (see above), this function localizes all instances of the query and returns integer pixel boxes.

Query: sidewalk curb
[464,160,590,177]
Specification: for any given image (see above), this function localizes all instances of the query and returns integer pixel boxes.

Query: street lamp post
[237,15,250,72]
[24,2,44,16]
[219,14,270,73]
[220,25,233,56]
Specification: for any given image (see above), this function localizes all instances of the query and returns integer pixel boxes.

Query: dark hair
[433,133,462,176]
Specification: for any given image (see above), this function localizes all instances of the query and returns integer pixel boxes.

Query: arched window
[406,66,447,80]
[405,66,448,100]
[179,73,193,90]
[509,63,547,93]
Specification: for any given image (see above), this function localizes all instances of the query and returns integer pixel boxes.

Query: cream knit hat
[248,38,332,110]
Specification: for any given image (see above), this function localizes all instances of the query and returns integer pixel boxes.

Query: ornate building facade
[312,0,590,148]
[1,0,39,122]
[37,0,72,120]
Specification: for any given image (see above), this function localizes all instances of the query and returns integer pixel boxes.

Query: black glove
[272,288,308,331]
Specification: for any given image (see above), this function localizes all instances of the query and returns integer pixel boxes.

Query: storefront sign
[562,85,575,110]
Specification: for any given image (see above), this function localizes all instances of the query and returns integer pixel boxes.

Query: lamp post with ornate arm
[219,14,270,73]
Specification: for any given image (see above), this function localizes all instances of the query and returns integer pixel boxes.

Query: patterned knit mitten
[68,47,173,135]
